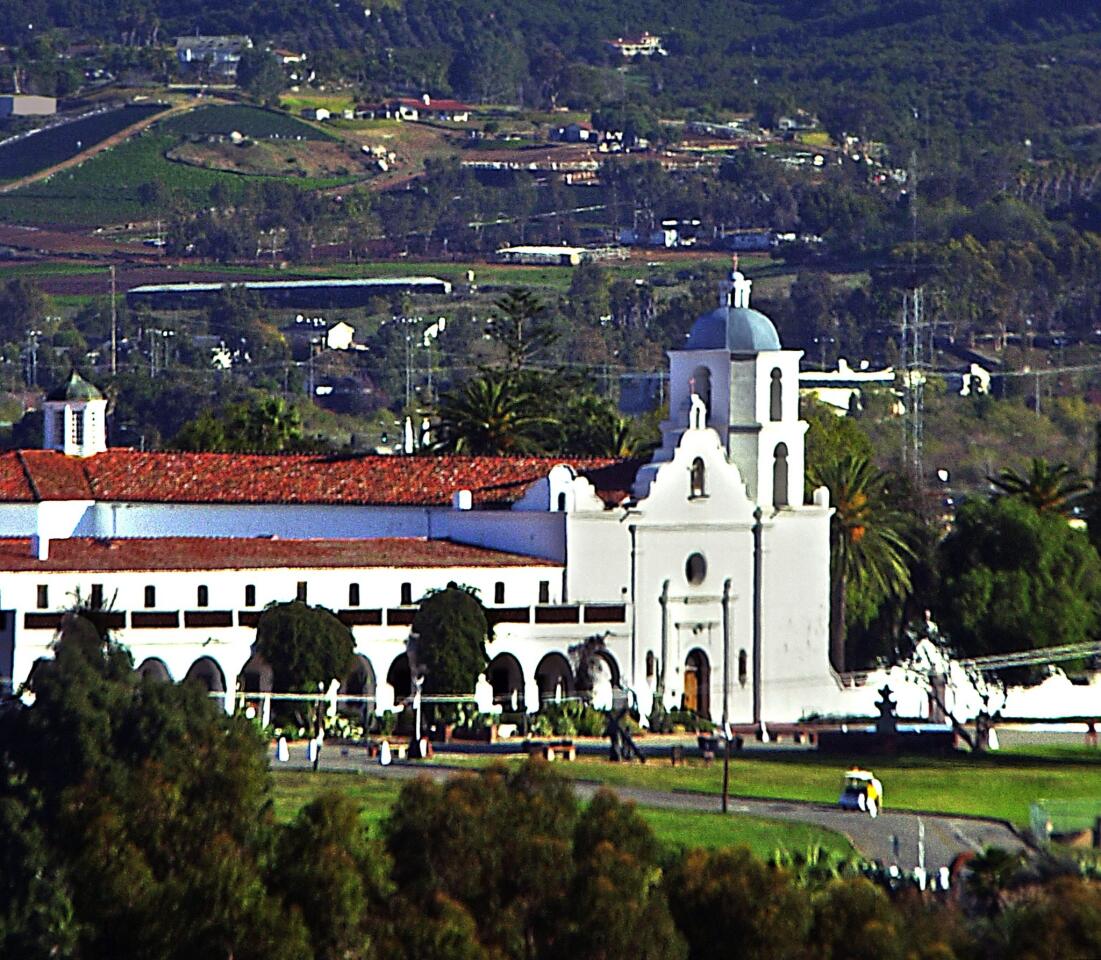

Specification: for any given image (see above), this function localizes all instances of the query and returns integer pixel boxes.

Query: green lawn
[0,128,355,225]
[161,104,333,141]
[432,747,1101,827]
[270,769,854,858]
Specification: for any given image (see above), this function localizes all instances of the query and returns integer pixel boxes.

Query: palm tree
[988,458,1088,514]
[431,372,554,455]
[808,454,915,673]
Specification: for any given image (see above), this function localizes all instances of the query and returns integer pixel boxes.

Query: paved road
[274,745,1025,872]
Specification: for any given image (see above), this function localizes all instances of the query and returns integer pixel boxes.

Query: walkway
[273,745,1025,871]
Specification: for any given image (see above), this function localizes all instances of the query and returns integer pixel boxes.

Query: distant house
[362,95,473,123]
[272,48,306,65]
[776,111,819,133]
[0,95,56,117]
[799,358,898,415]
[550,122,597,143]
[175,35,253,81]
[720,229,775,252]
[325,321,356,351]
[618,226,678,248]
[605,32,666,57]
[496,245,586,266]
[301,107,331,121]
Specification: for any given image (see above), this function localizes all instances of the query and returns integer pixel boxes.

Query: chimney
[31,533,49,561]
[452,489,473,511]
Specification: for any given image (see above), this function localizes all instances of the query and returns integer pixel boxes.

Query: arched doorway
[341,654,377,716]
[386,653,412,701]
[487,652,525,711]
[534,652,574,705]
[682,649,711,717]
[237,651,273,693]
[136,657,171,682]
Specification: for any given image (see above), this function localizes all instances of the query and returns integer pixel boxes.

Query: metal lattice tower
[900,288,926,481]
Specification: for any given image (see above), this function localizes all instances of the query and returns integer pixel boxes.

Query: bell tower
[42,370,107,457]
[648,266,807,508]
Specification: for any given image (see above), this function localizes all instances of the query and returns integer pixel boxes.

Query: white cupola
[42,370,108,457]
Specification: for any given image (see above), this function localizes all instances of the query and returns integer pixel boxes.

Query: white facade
[4,271,1032,728]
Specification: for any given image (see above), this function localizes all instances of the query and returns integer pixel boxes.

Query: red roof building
[0,536,554,572]
[0,449,638,508]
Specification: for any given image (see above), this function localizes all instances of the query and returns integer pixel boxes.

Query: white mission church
[0,270,1091,727]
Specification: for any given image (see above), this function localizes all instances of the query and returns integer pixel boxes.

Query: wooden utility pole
[109,265,117,375]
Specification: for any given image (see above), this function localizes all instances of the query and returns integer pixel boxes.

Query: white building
[1,278,1087,727]
[0,95,57,118]
[605,33,666,58]
[175,36,253,80]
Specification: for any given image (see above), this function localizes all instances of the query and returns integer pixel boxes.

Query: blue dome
[684,305,781,352]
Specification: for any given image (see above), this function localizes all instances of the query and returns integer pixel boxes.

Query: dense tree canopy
[255,601,356,693]
[0,613,307,960]
[409,584,489,698]
[936,496,1101,661]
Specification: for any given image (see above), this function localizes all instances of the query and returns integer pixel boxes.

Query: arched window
[685,553,707,585]
[690,365,712,422]
[690,457,706,498]
[773,443,789,508]
[646,651,656,680]
[557,491,567,512]
[197,584,209,608]
[738,649,748,688]
[770,368,783,421]
[348,583,360,607]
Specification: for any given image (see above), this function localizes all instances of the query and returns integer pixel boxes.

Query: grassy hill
[0,106,357,226]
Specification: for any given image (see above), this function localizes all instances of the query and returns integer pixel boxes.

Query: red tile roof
[0,536,558,572]
[0,450,639,508]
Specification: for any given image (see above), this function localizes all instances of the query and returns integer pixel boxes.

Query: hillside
[6,1,1101,156]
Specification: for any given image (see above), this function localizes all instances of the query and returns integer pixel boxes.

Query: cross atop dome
[718,254,753,310]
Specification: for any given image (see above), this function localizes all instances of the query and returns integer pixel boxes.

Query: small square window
[245,584,256,607]
[349,583,360,607]
[494,582,505,605]
[538,580,550,604]
[144,585,156,608]
[197,585,209,608]
[296,581,308,603]
[36,584,48,609]
[400,582,412,606]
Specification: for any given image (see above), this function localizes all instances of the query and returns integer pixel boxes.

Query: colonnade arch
[487,652,526,711]
[136,656,172,682]
[534,652,574,705]
[341,654,377,716]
